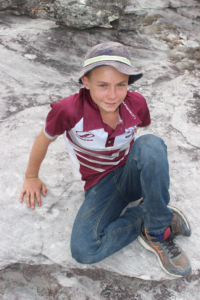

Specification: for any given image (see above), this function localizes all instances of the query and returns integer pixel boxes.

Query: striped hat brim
[73,60,143,85]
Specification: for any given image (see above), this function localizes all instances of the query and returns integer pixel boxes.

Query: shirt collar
[82,88,104,131]
[119,91,142,128]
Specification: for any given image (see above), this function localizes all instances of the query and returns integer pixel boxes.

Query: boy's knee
[135,134,167,156]
[71,244,85,264]
[71,240,86,264]
[70,230,93,264]
[136,134,165,148]
[132,134,168,168]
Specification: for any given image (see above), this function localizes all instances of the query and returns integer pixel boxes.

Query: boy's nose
[107,87,116,100]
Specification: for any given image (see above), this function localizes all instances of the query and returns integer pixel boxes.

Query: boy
[20,42,191,277]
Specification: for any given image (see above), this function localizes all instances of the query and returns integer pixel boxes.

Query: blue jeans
[70,134,174,264]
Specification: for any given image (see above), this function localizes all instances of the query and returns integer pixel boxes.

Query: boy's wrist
[25,172,39,179]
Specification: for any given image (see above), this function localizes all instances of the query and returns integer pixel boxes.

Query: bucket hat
[74,42,143,85]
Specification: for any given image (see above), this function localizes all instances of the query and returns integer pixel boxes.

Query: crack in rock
[170,124,200,150]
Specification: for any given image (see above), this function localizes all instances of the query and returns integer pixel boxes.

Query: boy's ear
[81,76,90,90]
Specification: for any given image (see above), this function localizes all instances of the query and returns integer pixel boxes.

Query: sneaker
[138,228,191,277]
[168,205,191,237]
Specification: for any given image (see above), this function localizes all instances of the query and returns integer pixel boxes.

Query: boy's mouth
[104,102,117,106]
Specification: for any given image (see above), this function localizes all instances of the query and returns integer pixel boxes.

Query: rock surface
[0,264,200,300]
[2,0,200,30]
[0,0,200,295]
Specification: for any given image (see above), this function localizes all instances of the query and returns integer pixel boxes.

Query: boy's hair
[74,42,143,85]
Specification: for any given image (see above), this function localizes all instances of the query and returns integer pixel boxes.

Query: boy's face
[81,66,129,114]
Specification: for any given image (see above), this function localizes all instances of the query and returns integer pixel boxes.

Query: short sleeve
[43,101,69,139]
[137,99,151,127]
[126,91,151,128]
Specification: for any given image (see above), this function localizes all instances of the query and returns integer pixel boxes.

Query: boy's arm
[19,128,57,210]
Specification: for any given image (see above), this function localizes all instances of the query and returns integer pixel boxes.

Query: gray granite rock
[110,11,147,31]
[30,1,119,29]
[0,264,200,300]
[2,0,200,30]
[177,7,200,21]
[125,0,200,12]
[169,0,200,8]
[85,0,129,11]
[0,0,26,10]
[0,0,122,28]
[133,0,169,9]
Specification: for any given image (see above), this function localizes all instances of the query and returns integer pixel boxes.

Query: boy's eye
[118,84,125,87]
[99,84,106,87]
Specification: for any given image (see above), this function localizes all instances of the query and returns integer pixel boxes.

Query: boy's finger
[30,192,35,210]
[42,183,47,196]
[19,190,26,203]
[26,192,31,208]
[36,192,42,207]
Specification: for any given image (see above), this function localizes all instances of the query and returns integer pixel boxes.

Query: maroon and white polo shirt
[44,88,150,190]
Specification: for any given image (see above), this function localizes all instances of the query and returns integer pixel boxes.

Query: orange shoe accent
[144,229,164,260]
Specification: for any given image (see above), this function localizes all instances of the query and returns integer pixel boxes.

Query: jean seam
[101,217,143,241]
[146,212,150,229]
[140,176,148,198]
[113,176,129,204]
[116,156,144,204]
[120,155,139,187]
[93,188,119,241]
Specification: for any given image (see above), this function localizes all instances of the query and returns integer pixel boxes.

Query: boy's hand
[20,177,47,209]
[19,128,56,210]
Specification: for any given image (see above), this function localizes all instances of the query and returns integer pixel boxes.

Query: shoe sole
[168,205,191,236]
[137,235,185,278]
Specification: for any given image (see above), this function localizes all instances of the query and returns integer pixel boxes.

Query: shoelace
[153,233,181,259]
